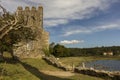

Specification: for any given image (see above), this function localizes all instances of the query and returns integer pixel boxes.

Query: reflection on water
[84,60,120,71]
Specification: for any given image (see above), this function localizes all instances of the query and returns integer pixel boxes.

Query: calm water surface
[84,60,120,71]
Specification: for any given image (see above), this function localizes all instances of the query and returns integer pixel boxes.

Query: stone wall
[13,6,49,58]
[43,55,73,71]
[74,67,120,80]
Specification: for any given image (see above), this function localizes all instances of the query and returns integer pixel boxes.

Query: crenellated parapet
[16,6,43,29]
[16,6,43,15]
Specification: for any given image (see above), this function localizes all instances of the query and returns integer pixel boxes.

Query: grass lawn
[0,53,105,80]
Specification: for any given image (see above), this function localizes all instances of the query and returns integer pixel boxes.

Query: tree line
[49,43,120,57]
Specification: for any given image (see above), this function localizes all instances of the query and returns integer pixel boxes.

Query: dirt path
[40,70,75,77]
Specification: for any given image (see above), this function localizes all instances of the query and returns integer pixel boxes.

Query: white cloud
[44,19,68,27]
[63,21,120,36]
[60,40,84,45]
[0,0,119,27]
[63,29,92,36]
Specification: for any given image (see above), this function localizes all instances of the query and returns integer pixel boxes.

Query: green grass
[0,54,105,80]
[0,58,65,80]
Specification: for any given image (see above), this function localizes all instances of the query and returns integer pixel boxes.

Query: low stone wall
[42,55,73,71]
[74,67,120,80]
[42,55,120,80]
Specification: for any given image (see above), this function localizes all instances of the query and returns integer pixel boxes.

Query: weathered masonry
[13,6,49,58]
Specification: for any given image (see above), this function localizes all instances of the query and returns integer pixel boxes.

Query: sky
[0,0,120,48]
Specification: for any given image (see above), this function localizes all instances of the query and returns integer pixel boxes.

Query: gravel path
[40,70,75,77]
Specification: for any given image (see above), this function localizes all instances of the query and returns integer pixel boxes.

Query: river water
[84,60,120,71]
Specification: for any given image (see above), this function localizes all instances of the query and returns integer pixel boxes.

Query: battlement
[16,6,43,29]
[17,6,23,10]
[25,6,30,11]
[17,6,43,12]
[31,6,36,11]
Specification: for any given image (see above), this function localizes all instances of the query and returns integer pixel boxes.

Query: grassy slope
[0,54,104,80]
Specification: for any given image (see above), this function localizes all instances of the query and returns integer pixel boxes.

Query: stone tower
[14,6,49,58]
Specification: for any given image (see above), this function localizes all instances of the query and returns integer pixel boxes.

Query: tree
[52,44,69,57]
[49,42,55,55]
[0,4,36,59]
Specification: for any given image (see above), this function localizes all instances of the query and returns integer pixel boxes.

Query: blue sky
[0,0,120,48]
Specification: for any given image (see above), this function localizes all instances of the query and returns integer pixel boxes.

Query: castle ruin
[13,6,49,58]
